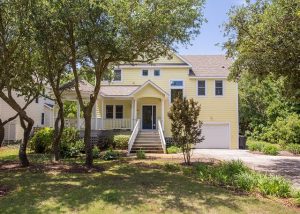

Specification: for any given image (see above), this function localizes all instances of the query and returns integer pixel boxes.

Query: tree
[30,1,70,161]
[168,98,204,165]
[0,0,43,166]
[51,0,205,167]
[223,0,300,99]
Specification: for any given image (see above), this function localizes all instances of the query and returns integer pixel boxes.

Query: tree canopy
[223,0,300,99]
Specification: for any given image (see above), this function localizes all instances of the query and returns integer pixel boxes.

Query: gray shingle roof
[100,85,140,96]
[181,55,232,77]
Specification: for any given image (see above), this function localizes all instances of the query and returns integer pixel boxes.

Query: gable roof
[130,80,169,97]
[181,55,232,78]
[60,79,95,93]
[100,85,140,97]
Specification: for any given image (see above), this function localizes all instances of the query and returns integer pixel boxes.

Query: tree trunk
[0,121,4,148]
[19,117,34,167]
[84,112,93,167]
[52,101,64,162]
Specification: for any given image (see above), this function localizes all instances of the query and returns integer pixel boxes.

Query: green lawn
[0,146,298,214]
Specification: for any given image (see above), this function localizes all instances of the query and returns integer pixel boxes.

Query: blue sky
[178,0,245,55]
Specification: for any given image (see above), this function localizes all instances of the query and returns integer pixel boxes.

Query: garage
[195,123,230,149]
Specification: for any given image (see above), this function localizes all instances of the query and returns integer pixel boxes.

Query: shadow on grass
[0,160,283,214]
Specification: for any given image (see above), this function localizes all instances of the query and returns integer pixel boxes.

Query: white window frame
[115,105,124,119]
[154,69,160,77]
[197,80,206,97]
[170,80,184,103]
[215,80,224,96]
[141,69,149,77]
[113,69,122,82]
[105,105,114,119]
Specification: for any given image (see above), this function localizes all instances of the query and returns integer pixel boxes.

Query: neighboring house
[0,91,54,142]
[61,53,238,153]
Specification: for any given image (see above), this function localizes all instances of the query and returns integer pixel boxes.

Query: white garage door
[195,124,230,149]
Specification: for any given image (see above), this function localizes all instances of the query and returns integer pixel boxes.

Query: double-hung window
[113,69,122,81]
[215,80,223,96]
[197,80,206,96]
[170,80,184,102]
[106,105,114,119]
[115,105,123,119]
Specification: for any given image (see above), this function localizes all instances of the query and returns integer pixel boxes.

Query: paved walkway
[148,149,300,189]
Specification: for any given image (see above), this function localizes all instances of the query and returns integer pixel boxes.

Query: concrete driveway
[193,149,300,189]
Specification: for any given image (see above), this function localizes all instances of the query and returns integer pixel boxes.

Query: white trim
[101,69,123,83]
[190,76,227,79]
[214,80,224,97]
[130,80,169,97]
[105,104,124,119]
[115,104,124,119]
[105,104,114,119]
[141,104,157,130]
[141,69,149,77]
[197,80,207,97]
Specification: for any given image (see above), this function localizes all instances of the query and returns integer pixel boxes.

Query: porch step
[130,131,164,154]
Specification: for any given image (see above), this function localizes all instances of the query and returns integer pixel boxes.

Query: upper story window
[106,105,114,119]
[215,80,223,96]
[197,80,206,96]
[170,80,184,102]
[113,69,122,81]
[154,69,160,76]
[142,69,148,76]
[115,105,123,119]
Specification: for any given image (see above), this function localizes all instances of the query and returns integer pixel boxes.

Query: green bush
[29,128,54,153]
[164,163,181,172]
[261,114,300,145]
[247,140,265,152]
[60,128,82,158]
[234,172,258,192]
[167,146,181,154]
[102,149,120,161]
[262,144,279,155]
[136,149,146,159]
[92,146,100,158]
[286,144,300,155]
[258,175,291,198]
[113,135,130,149]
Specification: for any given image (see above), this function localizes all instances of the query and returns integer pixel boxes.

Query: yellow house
[61,53,238,153]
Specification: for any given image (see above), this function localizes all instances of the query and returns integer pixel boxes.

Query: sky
[178,0,245,55]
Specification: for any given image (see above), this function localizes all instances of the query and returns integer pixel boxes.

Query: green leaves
[223,0,300,99]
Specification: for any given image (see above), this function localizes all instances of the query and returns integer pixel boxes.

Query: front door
[142,105,156,130]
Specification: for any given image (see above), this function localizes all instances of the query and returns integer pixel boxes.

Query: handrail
[158,120,166,153]
[128,119,140,154]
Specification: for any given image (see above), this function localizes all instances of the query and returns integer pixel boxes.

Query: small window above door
[142,69,148,76]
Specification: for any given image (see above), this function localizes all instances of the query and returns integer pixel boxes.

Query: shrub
[60,128,82,158]
[257,175,291,198]
[29,128,53,153]
[167,146,181,154]
[60,139,84,158]
[113,135,130,150]
[262,144,279,155]
[102,149,120,161]
[92,146,100,158]
[261,114,300,145]
[294,191,300,206]
[136,149,146,159]
[234,172,258,192]
[286,144,300,155]
[247,140,265,152]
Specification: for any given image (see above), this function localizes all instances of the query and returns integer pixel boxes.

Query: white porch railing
[64,118,131,130]
[128,119,140,154]
[158,120,166,153]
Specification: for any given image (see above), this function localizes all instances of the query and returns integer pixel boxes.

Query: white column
[131,99,134,130]
[134,99,137,124]
[101,99,104,130]
[76,100,80,129]
[161,98,164,130]
[93,101,97,130]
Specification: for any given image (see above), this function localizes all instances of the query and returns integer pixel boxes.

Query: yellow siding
[100,67,238,149]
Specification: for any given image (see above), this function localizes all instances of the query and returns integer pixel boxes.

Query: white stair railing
[128,119,140,154]
[158,120,166,153]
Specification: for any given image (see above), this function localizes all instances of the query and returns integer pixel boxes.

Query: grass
[0,146,299,214]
